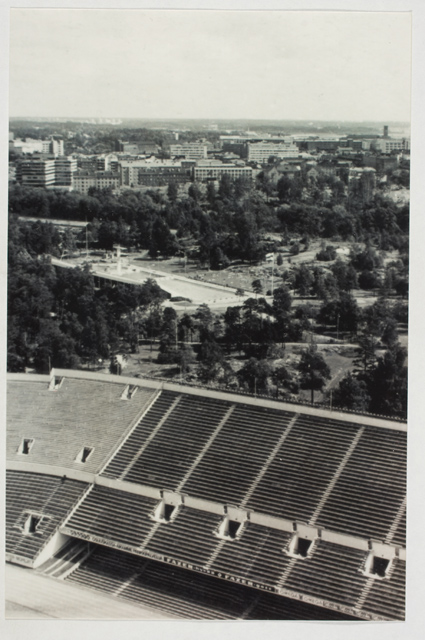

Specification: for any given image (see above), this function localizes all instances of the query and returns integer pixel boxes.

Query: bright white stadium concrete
[50,257,248,307]
[5,563,176,620]
[6,459,405,558]
[50,368,407,431]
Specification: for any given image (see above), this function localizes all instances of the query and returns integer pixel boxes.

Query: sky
[9,9,412,123]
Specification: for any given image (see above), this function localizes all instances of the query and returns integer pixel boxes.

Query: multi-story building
[247,142,299,163]
[17,154,79,190]
[77,156,97,172]
[169,143,208,160]
[72,171,120,195]
[54,157,78,189]
[265,162,302,185]
[193,160,253,182]
[16,157,56,188]
[12,138,44,154]
[96,154,119,172]
[72,172,96,194]
[301,139,341,153]
[120,160,192,188]
[373,138,410,153]
[95,171,120,191]
[41,138,64,157]
[363,155,399,172]
[137,142,159,155]
[115,141,159,155]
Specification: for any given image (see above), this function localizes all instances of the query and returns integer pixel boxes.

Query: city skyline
[10,10,411,122]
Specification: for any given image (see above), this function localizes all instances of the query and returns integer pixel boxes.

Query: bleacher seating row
[122,394,234,490]
[62,484,406,620]
[245,413,360,521]
[64,485,158,547]
[6,375,407,621]
[182,404,296,505]
[66,545,358,620]
[101,390,406,546]
[7,379,156,474]
[362,558,405,621]
[102,390,182,479]
[283,540,368,607]
[6,470,88,561]
[315,427,407,541]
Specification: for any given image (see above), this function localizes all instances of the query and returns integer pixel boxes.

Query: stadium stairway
[38,539,93,580]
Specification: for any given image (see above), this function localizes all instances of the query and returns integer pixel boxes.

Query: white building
[247,142,299,163]
[72,171,120,195]
[120,159,192,188]
[54,157,78,189]
[169,143,208,159]
[193,160,253,181]
[42,138,64,157]
[373,138,410,153]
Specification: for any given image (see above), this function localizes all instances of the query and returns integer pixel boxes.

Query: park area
[91,339,389,408]
[53,238,386,312]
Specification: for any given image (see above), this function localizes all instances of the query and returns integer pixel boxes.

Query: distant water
[9,116,410,137]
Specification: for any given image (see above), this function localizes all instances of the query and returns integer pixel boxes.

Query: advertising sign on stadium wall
[62,527,389,621]
[275,587,387,621]
[163,556,276,593]
[61,527,277,593]
[61,527,167,563]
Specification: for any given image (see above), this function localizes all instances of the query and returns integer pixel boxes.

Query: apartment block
[170,143,208,160]
[54,157,78,189]
[16,157,56,188]
[247,142,299,163]
[96,154,119,172]
[72,171,120,194]
[120,160,191,188]
[193,161,253,181]
[373,138,410,153]
[42,138,64,156]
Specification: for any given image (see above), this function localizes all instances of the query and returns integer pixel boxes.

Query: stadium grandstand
[6,369,406,620]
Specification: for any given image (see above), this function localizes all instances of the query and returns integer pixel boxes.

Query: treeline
[9,173,409,269]
[9,123,219,155]
[151,285,407,417]
[7,210,408,417]
[8,216,169,373]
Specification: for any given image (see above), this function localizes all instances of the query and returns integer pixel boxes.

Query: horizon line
[9,116,411,124]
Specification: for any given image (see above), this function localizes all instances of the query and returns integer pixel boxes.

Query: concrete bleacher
[68,546,247,620]
[6,371,407,621]
[315,427,407,541]
[107,393,234,490]
[64,485,158,547]
[174,403,296,504]
[7,378,157,474]
[209,523,293,586]
[67,545,357,620]
[245,413,361,521]
[102,390,181,479]
[6,471,88,563]
[361,558,405,621]
[283,540,368,608]
[143,507,223,567]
